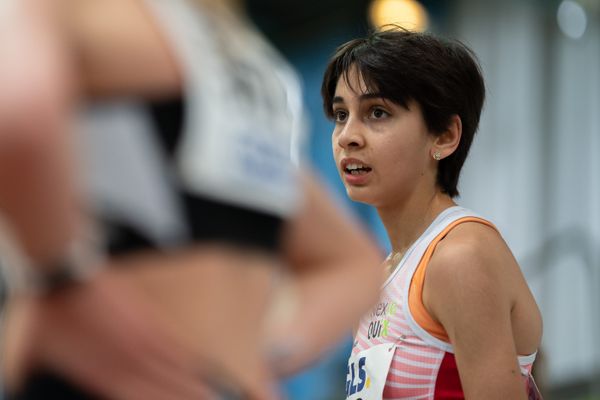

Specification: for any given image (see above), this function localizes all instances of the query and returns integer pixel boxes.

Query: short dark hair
[321,27,485,198]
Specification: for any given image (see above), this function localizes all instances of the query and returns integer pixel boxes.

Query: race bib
[346,343,396,400]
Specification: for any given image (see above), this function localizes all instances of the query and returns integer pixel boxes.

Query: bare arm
[0,0,187,267]
[0,0,79,267]
[425,223,527,400]
[268,172,383,375]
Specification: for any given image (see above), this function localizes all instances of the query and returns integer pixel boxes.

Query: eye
[333,109,348,123]
[369,107,390,120]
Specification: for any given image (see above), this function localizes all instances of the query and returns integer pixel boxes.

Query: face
[331,67,437,207]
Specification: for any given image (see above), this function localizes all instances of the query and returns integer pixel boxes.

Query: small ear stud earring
[433,151,442,161]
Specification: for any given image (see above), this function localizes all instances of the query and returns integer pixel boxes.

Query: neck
[377,189,455,257]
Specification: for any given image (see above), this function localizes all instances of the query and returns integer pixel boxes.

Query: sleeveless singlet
[346,206,541,400]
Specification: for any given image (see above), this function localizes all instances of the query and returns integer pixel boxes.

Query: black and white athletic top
[81,0,305,256]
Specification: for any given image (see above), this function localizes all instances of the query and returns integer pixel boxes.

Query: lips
[340,157,372,185]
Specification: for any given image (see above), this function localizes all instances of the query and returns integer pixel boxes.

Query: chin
[345,186,377,205]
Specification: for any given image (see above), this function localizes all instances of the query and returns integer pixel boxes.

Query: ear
[431,114,461,160]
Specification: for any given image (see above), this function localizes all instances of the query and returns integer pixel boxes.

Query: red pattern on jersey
[434,352,464,399]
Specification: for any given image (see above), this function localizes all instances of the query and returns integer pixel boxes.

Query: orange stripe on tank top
[408,216,497,342]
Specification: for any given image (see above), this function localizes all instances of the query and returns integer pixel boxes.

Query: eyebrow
[332,93,386,104]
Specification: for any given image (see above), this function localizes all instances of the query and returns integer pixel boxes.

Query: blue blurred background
[245,1,600,399]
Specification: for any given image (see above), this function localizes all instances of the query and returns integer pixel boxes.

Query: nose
[336,119,365,150]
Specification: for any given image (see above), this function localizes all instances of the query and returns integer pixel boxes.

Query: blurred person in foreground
[322,28,543,399]
[0,0,383,398]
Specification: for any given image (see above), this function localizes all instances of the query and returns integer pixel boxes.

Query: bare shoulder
[424,219,542,360]
[423,221,520,329]
[430,221,518,289]
[58,0,182,97]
